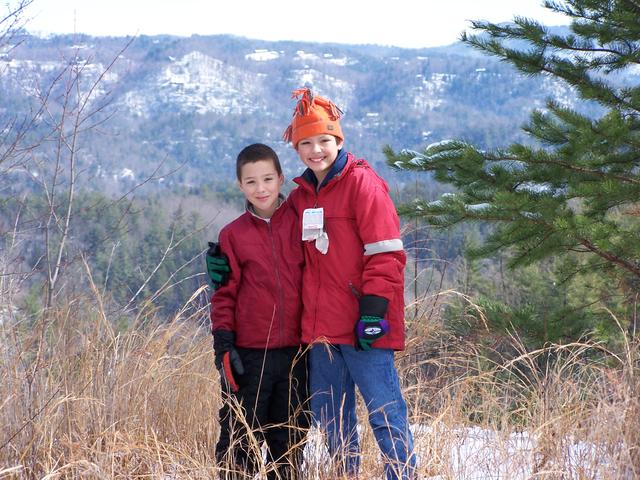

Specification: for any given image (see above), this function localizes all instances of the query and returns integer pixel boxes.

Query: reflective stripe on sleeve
[363,239,404,256]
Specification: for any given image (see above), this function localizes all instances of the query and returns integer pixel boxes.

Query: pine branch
[578,237,640,277]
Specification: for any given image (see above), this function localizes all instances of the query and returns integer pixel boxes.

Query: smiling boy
[284,88,416,480]
[210,143,308,480]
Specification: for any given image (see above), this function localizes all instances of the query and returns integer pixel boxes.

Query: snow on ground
[175,424,612,479]
[245,49,280,61]
[301,424,610,480]
[413,424,608,479]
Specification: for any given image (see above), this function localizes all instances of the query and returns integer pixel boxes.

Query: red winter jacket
[210,199,304,349]
[288,151,407,350]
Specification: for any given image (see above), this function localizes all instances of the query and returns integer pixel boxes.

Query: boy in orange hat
[283,88,416,480]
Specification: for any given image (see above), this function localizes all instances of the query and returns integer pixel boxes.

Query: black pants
[215,346,309,480]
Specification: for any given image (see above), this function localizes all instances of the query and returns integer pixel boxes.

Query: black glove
[206,241,231,290]
[355,295,390,351]
[213,329,245,392]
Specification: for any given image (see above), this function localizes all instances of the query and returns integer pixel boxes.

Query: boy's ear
[337,139,344,149]
[279,174,285,186]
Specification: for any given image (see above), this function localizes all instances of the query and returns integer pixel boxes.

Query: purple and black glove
[356,295,390,351]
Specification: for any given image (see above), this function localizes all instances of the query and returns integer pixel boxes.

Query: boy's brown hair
[236,143,282,181]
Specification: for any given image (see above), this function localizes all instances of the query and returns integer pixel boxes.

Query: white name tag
[302,207,324,241]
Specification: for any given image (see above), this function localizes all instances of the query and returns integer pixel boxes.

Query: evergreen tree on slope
[386,0,640,336]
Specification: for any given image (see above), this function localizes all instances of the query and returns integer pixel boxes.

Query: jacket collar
[300,148,348,191]
[245,193,286,222]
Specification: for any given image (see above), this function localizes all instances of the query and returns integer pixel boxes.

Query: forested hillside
[0,26,601,194]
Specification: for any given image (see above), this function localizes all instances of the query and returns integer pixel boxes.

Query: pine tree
[386,0,640,333]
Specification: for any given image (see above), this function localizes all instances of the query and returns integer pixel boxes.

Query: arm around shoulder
[209,228,241,333]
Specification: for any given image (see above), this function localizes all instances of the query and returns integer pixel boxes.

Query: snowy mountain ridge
[0,33,611,191]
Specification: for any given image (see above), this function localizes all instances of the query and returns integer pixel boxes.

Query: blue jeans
[309,344,416,480]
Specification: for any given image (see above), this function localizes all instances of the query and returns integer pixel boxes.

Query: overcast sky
[21,0,570,49]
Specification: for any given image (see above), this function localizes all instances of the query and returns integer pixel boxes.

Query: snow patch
[296,50,320,61]
[290,69,354,110]
[413,73,455,111]
[118,168,135,180]
[122,51,266,116]
[245,49,280,61]
[542,76,576,109]
[414,424,609,480]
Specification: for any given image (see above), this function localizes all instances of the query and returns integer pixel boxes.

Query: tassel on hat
[283,88,344,146]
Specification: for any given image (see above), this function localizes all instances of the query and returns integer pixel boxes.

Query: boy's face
[295,134,343,183]
[238,159,284,219]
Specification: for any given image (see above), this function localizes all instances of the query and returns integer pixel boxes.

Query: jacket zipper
[268,221,285,347]
[312,190,321,338]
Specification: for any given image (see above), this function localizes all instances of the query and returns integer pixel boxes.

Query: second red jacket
[210,199,304,349]
[288,152,407,350]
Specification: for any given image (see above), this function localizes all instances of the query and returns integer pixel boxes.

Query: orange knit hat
[283,88,344,146]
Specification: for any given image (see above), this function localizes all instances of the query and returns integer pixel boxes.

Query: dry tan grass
[1,285,639,479]
[0,288,220,479]
[396,292,640,479]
